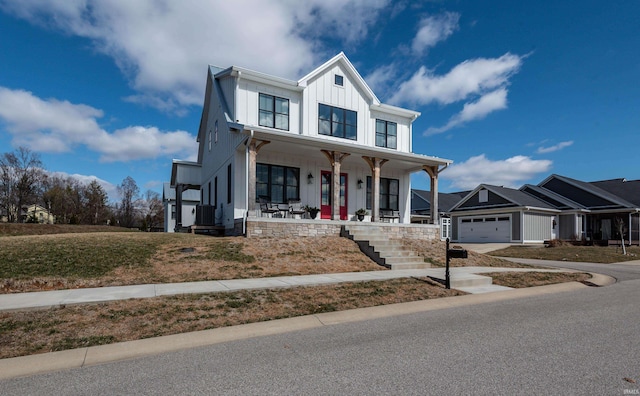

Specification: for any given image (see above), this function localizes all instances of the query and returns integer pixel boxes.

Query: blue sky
[0,1,639,200]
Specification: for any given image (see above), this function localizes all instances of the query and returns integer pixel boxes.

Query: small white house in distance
[163,182,199,232]
[170,52,451,235]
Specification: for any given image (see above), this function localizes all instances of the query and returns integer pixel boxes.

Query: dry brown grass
[0,223,134,236]
[487,271,592,288]
[0,278,464,359]
[2,235,384,293]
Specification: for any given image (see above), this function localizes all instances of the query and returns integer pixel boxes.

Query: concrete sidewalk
[0,266,614,381]
[0,267,575,312]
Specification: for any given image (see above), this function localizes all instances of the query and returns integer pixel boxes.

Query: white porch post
[322,150,350,220]
[247,139,270,216]
[423,165,440,225]
[363,157,388,222]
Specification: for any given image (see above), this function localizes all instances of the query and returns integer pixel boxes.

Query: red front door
[320,171,348,220]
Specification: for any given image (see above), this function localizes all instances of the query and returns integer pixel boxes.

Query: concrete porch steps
[342,224,430,270]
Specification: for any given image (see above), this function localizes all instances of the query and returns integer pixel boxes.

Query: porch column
[247,139,270,216]
[174,183,184,232]
[363,157,388,222]
[423,165,444,225]
[322,150,350,220]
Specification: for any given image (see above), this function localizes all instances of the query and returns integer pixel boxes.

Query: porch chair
[258,197,279,217]
[380,210,400,223]
[288,199,306,219]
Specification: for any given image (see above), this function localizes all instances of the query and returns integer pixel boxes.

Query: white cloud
[0,87,197,162]
[364,63,398,96]
[389,53,523,106]
[411,12,459,56]
[1,0,390,113]
[48,171,117,200]
[425,88,508,135]
[441,154,552,190]
[536,140,574,154]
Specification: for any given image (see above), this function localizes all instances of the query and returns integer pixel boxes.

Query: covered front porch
[243,127,450,227]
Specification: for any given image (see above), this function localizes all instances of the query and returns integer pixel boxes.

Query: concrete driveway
[455,243,516,254]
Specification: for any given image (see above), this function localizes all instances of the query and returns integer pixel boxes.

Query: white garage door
[459,217,511,243]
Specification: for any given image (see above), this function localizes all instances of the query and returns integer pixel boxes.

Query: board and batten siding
[369,109,412,152]
[303,64,370,144]
[523,212,553,242]
[235,80,302,135]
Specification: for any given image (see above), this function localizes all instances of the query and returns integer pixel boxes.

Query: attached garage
[459,216,511,243]
[449,184,560,244]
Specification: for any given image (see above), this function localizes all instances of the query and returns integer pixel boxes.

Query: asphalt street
[2,277,639,395]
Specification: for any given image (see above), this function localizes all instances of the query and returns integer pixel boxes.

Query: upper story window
[375,119,397,149]
[318,104,357,140]
[259,93,289,130]
[334,74,344,86]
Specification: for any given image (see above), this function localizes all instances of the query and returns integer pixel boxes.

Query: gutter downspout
[243,129,254,236]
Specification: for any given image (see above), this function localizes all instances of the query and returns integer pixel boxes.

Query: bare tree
[142,190,164,231]
[117,176,140,228]
[0,147,45,222]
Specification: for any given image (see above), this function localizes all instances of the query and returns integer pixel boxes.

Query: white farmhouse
[170,53,451,236]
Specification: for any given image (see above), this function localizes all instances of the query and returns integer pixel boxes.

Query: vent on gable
[479,189,488,203]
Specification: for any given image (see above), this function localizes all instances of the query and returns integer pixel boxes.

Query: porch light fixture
[357,179,363,189]
[307,172,314,184]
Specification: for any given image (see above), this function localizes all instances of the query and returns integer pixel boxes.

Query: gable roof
[298,52,420,119]
[538,174,638,210]
[411,189,468,213]
[298,52,378,104]
[519,184,587,211]
[590,178,640,207]
[450,184,558,212]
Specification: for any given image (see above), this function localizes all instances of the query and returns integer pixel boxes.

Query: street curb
[586,272,616,286]
[0,281,588,381]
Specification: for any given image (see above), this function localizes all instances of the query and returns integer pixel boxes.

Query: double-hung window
[366,177,399,211]
[259,93,289,130]
[256,163,300,204]
[318,104,357,140]
[375,119,397,149]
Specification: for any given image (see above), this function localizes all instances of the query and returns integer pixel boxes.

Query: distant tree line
[0,147,164,230]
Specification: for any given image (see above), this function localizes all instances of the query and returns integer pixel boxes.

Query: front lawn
[489,245,640,263]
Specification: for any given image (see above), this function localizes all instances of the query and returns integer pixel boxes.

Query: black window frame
[334,74,344,86]
[375,119,397,149]
[318,103,357,140]
[366,176,399,211]
[259,93,289,130]
[256,163,300,204]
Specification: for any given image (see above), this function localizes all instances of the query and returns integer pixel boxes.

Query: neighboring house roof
[450,184,559,213]
[411,189,468,214]
[519,184,588,211]
[590,178,640,207]
[538,174,639,210]
[163,182,200,202]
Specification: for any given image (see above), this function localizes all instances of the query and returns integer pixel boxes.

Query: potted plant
[304,205,320,219]
[355,208,368,221]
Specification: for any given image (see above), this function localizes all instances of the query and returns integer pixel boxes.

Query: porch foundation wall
[246,218,439,240]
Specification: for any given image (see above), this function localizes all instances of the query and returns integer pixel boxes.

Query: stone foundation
[245,218,439,240]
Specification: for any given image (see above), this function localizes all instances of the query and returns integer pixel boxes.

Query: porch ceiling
[245,127,451,172]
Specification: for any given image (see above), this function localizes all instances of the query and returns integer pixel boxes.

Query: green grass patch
[0,233,169,279]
